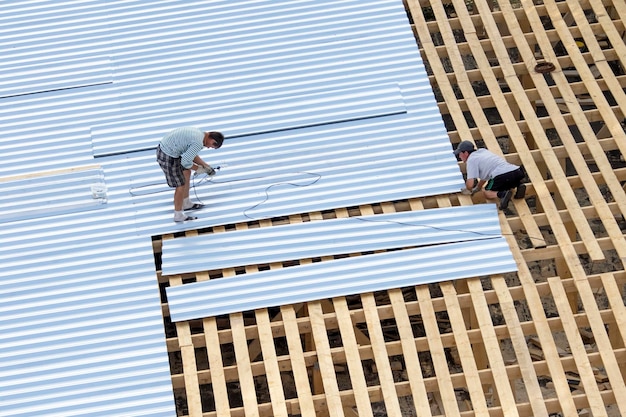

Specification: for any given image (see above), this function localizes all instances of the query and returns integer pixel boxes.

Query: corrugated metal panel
[101,114,462,235]
[0,233,176,417]
[0,1,484,416]
[0,56,112,98]
[166,237,518,321]
[161,205,503,275]
[0,166,107,224]
[91,83,408,156]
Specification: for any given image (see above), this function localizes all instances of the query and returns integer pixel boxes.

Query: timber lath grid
[158,1,626,416]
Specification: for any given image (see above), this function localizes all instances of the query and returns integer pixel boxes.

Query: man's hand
[460,186,480,196]
[196,165,216,176]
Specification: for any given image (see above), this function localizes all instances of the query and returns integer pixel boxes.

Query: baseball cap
[454,140,475,156]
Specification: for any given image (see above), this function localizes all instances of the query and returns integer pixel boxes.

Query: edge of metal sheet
[161,204,503,275]
[0,56,113,98]
[0,167,108,224]
[166,236,517,321]
[90,83,407,156]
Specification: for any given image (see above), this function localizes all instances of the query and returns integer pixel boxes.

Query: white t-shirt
[466,149,518,180]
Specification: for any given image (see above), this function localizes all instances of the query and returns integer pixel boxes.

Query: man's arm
[192,155,209,168]
[192,155,215,176]
[462,178,485,195]
[180,142,204,169]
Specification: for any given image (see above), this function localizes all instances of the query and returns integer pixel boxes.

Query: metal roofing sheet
[166,237,518,321]
[0,166,107,224]
[108,119,463,235]
[161,205,503,275]
[0,233,176,417]
[0,56,112,98]
[91,83,408,156]
[0,1,490,416]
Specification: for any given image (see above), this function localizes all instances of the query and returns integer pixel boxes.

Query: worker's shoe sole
[183,203,204,210]
[174,215,197,222]
[499,190,513,210]
[514,183,526,199]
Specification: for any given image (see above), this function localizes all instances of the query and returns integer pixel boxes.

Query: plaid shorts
[156,145,186,188]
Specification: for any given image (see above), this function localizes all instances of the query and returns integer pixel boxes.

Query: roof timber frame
[158,1,626,416]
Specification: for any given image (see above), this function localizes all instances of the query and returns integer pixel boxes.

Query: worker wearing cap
[454,140,526,210]
[157,127,224,222]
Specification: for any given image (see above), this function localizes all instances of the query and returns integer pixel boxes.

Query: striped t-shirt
[159,127,204,169]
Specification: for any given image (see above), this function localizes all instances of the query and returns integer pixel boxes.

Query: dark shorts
[485,167,525,192]
[156,145,185,188]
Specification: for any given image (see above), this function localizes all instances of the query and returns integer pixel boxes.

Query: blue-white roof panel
[166,237,518,321]
[0,1,496,416]
[91,83,408,155]
[0,167,106,224]
[0,234,176,417]
[0,56,112,98]
[161,205,504,275]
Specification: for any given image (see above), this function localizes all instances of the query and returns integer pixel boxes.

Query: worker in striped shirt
[157,127,224,222]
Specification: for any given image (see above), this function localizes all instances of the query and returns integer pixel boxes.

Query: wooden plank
[439,282,491,415]
[281,304,317,417]
[439,0,546,249]
[466,0,605,260]
[169,261,204,417]
[333,296,375,417]
[571,276,626,416]
[388,289,433,416]
[172,285,203,417]
[189,266,233,417]
[547,277,607,416]
[588,0,626,76]
[415,286,461,416]
[490,278,548,416]
[225,221,259,416]
[255,308,289,417]
[466,278,519,416]
[0,164,101,182]
[496,205,579,415]
[600,273,626,348]
[308,300,344,417]
[360,293,403,417]
[497,3,609,265]
[546,2,626,221]
[533,1,626,234]
[244,218,288,362]
[179,341,203,417]
[231,311,260,417]
[203,316,231,417]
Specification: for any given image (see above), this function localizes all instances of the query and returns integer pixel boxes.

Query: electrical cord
[129,170,545,242]
[191,171,321,220]
[352,216,502,237]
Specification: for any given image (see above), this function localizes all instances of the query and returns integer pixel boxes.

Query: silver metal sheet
[166,237,518,321]
[91,83,408,156]
[0,234,176,417]
[161,205,503,275]
[0,56,112,98]
[0,1,491,416]
[0,167,107,224]
[108,112,464,235]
